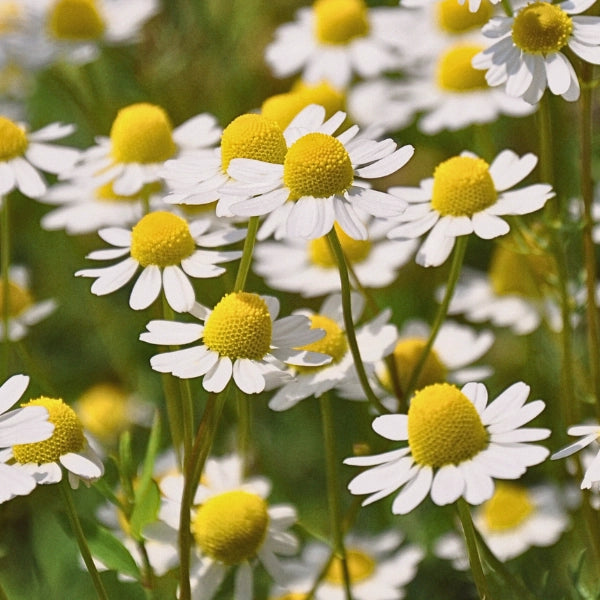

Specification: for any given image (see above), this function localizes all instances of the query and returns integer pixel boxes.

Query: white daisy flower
[264,0,408,88]
[0,117,79,198]
[387,149,554,267]
[345,381,550,514]
[0,374,54,504]
[552,424,600,489]
[0,266,57,342]
[473,0,600,103]
[75,211,244,313]
[268,292,397,411]
[226,104,413,241]
[253,220,417,297]
[141,293,332,394]
[65,104,221,196]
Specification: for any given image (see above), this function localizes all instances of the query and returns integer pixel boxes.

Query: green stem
[0,580,8,600]
[500,0,513,16]
[233,216,259,292]
[1,195,10,379]
[319,393,353,600]
[236,387,252,475]
[404,235,468,400]
[59,478,109,600]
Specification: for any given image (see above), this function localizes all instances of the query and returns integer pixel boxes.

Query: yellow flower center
[482,483,534,531]
[76,383,130,442]
[192,490,269,565]
[48,0,105,41]
[0,280,33,317]
[0,116,27,160]
[309,223,371,267]
[130,211,195,268]
[431,156,497,217]
[0,2,22,34]
[110,103,176,164]
[408,383,488,468]
[295,314,347,373]
[270,595,308,600]
[220,113,287,171]
[203,292,272,361]
[436,44,488,92]
[95,181,162,203]
[436,0,494,34]
[13,397,85,464]
[295,81,346,115]
[325,548,376,585]
[284,133,353,200]
[512,2,573,55]
[314,0,370,45]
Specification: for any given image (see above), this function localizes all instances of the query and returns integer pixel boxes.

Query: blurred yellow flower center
[296,314,346,373]
[48,0,105,41]
[314,0,370,45]
[130,211,195,267]
[271,595,307,600]
[13,397,84,464]
[0,116,27,160]
[110,103,176,164]
[0,280,33,317]
[284,133,353,200]
[192,490,269,565]
[261,93,309,131]
[95,181,162,204]
[436,44,488,92]
[325,548,375,584]
[512,2,572,54]
[408,383,487,468]
[482,483,534,531]
[436,0,493,33]
[431,156,496,217]
[295,81,345,116]
[0,2,22,34]
[309,224,371,267]
[203,292,272,360]
[76,383,130,442]
[221,113,287,171]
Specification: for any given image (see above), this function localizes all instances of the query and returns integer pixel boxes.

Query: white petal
[391,467,433,515]
[471,212,510,239]
[233,359,265,394]
[372,414,408,441]
[129,265,162,310]
[203,357,233,392]
[431,464,464,505]
[140,320,203,345]
[163,266,195,313]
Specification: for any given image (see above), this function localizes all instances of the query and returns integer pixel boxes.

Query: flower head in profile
[552,424,600,489]
[141,293,331,394]
[75,211,244,313]
[387,150,554,267]
[345,381,550,514]
[473,0,600,103]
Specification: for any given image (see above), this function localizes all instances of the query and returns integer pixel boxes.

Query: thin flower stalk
[233,216,260,292]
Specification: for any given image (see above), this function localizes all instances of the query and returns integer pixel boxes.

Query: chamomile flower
[387,150,554,267]
[253,220,417,297]
[265,0,408,88]
[226,104,413,241]
[552,424,600,489]
[141,293,332,394]
[268,293,397,411]
[75,211,244,313]
[473,0,600,103]
[345,381,550,514]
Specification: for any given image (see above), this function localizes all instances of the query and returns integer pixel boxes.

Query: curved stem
[233,216,259,292]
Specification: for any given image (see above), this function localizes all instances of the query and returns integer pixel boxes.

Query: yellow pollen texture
[325,548,375,584]
[314,0,370,45]
[431,156,496,217]
[0,116,27,160]
[408,383,488,468]
[76,383,129,442]
[110,103,177,164]
[130,211,195,268]
[436,0,493,33]
[220,113,288,171]
[192,490,269,565]
[512,2,573,54]
[13,397,85,464]
[309,223,371,267]
[389,338,447,393]
[0,280,33,317]
[48,0,105,41]
[437,44,488,92]
[284,132,353,200]
[296,313,346,372]
[203,292,273,360]
[482,483,534,531]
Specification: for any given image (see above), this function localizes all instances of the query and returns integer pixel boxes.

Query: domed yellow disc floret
[325,548,375,584]
[309,223,371,267]
[76,383,130,442]
[220,113,288,171]
[408,383,488,468]
[110,103,176,164]
[48,0,105,41]
[284,133,353,200]
[482,482,534,531]
[192,490,269,565]
[0,280,33,317]
[431,156,497,217]
[512,2,572,54]
[13,397,85,464]
[436,44,488,92]
[436,0,494,34]
[296,314,347,373]
[95,181,162,204]
[203,292,273,361]
[0,116,27,160]
[314,0,370,45]
[130,211,195,268]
